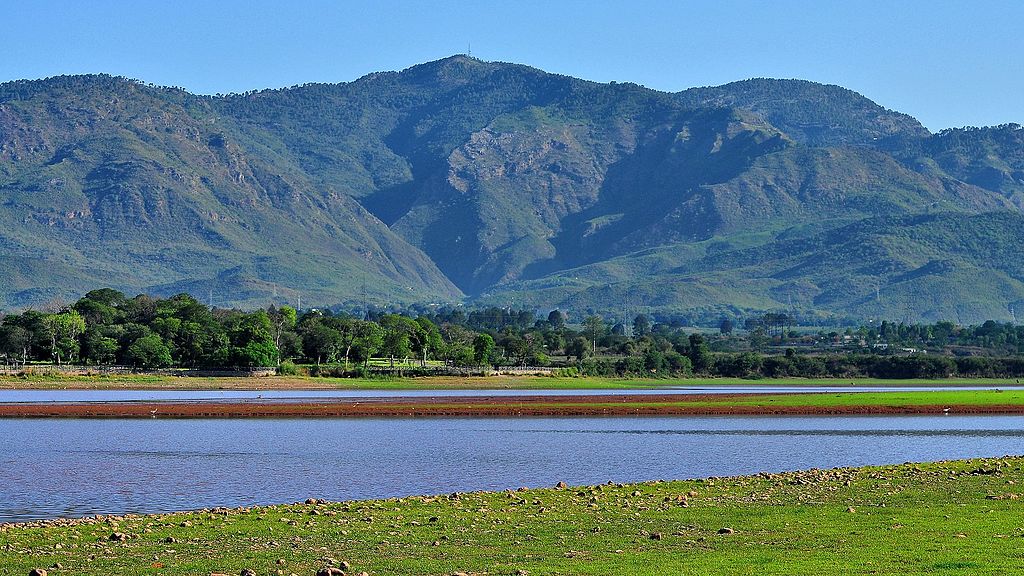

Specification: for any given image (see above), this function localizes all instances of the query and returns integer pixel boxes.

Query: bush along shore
[3,457,1024,575]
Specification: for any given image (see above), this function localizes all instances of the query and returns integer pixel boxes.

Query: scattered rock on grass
[29,569,47,576]
[717,527,735,535]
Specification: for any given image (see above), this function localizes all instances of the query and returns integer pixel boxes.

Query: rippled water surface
[1,414,1022,522]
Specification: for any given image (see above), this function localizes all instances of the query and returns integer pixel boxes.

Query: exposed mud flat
[2,393,1022,418]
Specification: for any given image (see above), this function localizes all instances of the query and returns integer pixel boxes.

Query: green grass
[4,457,1024,575]
[1,373,1021,390]
[692,389,1024,409]
[319,390,1024,414]
[605,389,1024,411]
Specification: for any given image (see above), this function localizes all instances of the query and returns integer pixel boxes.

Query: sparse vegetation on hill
[2,57,1023,321]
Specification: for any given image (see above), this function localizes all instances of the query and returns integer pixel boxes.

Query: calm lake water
[3,384,1023,404]
[1,414,1022,522]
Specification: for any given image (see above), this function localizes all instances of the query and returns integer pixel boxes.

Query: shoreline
[4,456,1023,574]
[4,391,1024,417]
[1,374,1022,391]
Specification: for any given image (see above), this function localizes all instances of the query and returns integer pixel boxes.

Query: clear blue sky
[4,0,1021,131]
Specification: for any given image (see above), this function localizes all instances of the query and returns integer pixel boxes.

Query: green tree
[303,323,343,365]
[566,336,589,361]
[632,314,651,337]
[233,340,279,367]
[268,305,297,363]
[719,317,734,335]
[687,333,712,374]
[43,310,86,365]
[350,321,384,366]
[472,333,496,367]
[228,311,279,367]
[80,328,119,365]
[125,334,172,369]
[415,317,443,365]
[547,310,566,329]
[0,324,30,366]
[380,315,418,367]
[582,315,606,355]
[439,324,476,366]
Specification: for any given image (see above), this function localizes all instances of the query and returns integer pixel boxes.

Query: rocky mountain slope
[1,56,1022,322]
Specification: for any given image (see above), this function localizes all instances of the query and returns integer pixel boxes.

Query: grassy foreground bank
[4,457,1024,575]
[1,373,1022,390]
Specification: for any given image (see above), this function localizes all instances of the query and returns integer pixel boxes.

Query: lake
[2,414,1022,523]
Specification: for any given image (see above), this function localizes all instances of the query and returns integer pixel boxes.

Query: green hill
[1,57,1022,322]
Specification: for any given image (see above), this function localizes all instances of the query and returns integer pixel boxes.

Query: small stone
[847,507,856,513]
[316,569,344,576]
[555,481,567,489]
[305,498,319,505]
[516,570,529,576]
[29,570,48,576]
[649,532,663,540]
[109,532,128,542]
[164,536,178,543]
[339,562,351,571]
[241,570,257,576]
[717,527,735,535]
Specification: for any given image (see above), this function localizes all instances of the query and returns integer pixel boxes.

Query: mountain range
[2,55,1023,323]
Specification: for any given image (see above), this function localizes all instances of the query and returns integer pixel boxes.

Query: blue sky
[4,0,1021,131]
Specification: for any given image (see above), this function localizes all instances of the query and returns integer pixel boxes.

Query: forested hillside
[1,56,1022,322]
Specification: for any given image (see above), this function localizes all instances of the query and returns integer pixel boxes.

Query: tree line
[2,289,1023,379]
